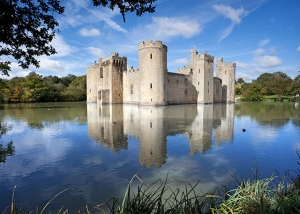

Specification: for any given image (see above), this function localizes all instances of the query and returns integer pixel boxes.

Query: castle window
[208,89,209,93]
[198,82,199,85]
[130,85,133,94]
[208,81,209,85]
[150,122,152,128]
[190,69,193,73]
[90,89,91,92]
[199,69,200,73]
[150,54,152,59]
[185,89,188,95]
[100,68,103,78]
[98,91,101,100]
[225,71,227,74]
[150,83,152,89]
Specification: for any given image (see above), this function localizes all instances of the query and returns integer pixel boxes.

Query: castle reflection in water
[87,104,234,168]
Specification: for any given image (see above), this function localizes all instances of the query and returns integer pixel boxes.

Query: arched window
[150,54,152,59]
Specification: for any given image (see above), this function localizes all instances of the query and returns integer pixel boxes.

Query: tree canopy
[0,0,157,75]
[0,0,65,75]
[92,0,157,22]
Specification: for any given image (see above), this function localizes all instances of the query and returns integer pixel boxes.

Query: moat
[0,102,299,213]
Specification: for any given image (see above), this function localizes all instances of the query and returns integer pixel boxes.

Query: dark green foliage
[0,141,15,163]
[237,78,245,84]
[290,75,300,96]
[0,73,87,102]
[92,0,157,22]
[242,83,264,101]
[1,0,157,75]
[267,71,293,98]
[0,0,65,75]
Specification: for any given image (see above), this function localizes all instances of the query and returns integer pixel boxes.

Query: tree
[267,71,292,98]
[0,0,64,75]
[1,0,157,76]
[290,75,300,96]
[93,0,157,22]
[237,78,245,84]
[255,73,274,95]
[242,83,264,101]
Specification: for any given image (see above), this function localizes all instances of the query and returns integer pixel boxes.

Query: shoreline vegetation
[4,153,300,214]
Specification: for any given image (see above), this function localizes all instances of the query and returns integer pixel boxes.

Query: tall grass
[3,154,300,213]
[99,157,300,214]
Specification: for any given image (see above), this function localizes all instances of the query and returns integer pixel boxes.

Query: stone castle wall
[86,40,236,105]
[216,58,236,103]
[123,67,140,104]
[166,72,197,104]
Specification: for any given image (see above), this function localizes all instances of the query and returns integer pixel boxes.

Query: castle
[86,40,236,105]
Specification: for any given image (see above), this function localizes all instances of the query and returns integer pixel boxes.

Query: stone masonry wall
[123,68,140,104]
[166,73,197,104]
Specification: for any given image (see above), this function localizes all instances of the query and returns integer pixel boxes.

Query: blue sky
[4,0,300,82]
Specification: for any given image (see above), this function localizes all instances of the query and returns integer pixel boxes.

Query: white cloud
[297,46,300,51]
[254,48,264,55]
[51,34,77,57]
[85,46,105,57]
[254,55,282,68]
[173,58,189,65]
[213,4,248,42]
[218,23,235,43]
[79,28,101,37]
[236,62,252,69]
[213,4,248,24]
[39,58,65,72]
[152,17,201,39]
[259,38,270,47]
[236,72,253,83]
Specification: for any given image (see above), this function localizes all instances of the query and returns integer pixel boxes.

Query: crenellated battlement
[138,40,167,51]
[97,52,127,67]
[217,58,236,67]
[198,51,214,62]
[86,40,235,105]
[126,66,139,73]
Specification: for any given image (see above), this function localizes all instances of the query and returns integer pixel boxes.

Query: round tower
[138,40,167,105]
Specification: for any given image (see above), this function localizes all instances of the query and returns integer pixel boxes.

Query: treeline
[0,72,86,103]
[236,72,300,101]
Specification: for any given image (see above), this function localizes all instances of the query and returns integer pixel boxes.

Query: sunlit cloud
[152,17,201,39]
[85,46,105,57]
[39,57,65,72]
[297,46,300,51]
[254,55,282,68]
[259,38,270,47]
[51,34,77,57]
[213,4,247,24]
[254,48,264,55]
[236,62,252,69]
[213,4,248,42]
[79,28,101,37]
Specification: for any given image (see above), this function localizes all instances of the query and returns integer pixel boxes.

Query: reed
[3,153,300,213]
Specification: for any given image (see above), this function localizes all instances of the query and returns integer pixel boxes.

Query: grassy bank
[4,156,300,214]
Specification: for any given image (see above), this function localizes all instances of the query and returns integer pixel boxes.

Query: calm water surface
[0,102,299,212]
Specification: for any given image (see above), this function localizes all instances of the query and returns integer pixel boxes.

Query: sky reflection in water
[0,102,299,213]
